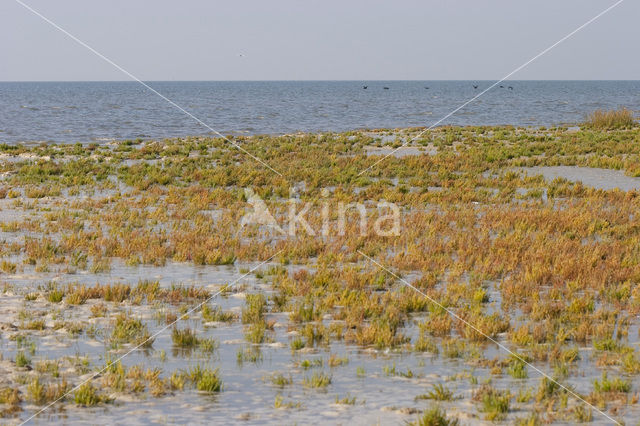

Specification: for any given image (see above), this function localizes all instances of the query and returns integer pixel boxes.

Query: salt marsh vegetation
[1,122,640,423]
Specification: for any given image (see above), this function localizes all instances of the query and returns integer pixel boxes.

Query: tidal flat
[2,123,640,424]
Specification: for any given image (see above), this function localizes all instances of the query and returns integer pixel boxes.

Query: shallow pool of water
[517,166,640,191]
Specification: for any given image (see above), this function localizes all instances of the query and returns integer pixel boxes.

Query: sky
[0,0,637,81]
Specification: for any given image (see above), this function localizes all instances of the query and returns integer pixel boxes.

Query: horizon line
[1,79,640,83]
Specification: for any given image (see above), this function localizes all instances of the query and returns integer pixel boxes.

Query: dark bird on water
[363,86,368,89]
[473,85,478,89]
[424,86,429,89]
[383,87,389,90]
[499,85,504,88]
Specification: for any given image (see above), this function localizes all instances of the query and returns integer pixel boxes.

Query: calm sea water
[0,81,638,144]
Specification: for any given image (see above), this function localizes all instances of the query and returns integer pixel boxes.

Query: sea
[0,80,638,144]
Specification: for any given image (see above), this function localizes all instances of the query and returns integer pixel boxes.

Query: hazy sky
[1,0,637,81]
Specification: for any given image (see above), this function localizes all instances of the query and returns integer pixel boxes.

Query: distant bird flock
[361,83,515,91]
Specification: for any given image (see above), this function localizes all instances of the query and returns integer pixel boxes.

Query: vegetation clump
[74,383,107,406]
[473,385,511,421]
[586,107,635,129]
[110,314,154,348]
[303,371,332,389]
[408,405,459,426]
